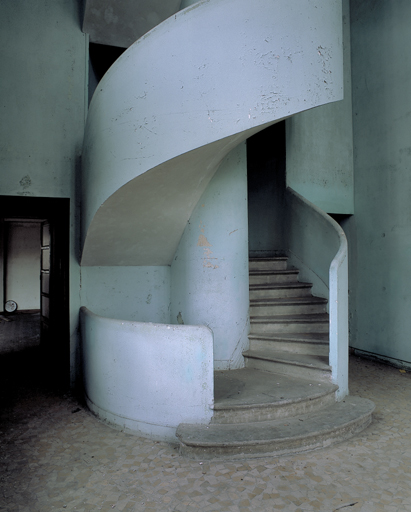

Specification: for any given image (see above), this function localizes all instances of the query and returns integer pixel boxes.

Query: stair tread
[249,269,298,275]
[249,257,288,262]
[176,396,375,449]
[213,368,337,411]
[249,332,329,344]
[250,282,312,290]
[250,297,328,305]
[250,313,329,323]
[243,349,330,370]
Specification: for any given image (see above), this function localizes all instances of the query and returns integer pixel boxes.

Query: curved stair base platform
[177,395,374,461]
[176,367,375,460]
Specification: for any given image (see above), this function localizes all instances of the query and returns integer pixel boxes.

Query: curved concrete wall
[80,307,214,440]
[171,143,249,370]
[285,188,348,398]
[81,0,343,266]
[81,266,171,324]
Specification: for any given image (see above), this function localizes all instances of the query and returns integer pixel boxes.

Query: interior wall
[171,143,249,370]
[286,0,354,215]
[247,122,286,257]
[5,222,41,311]
[0,0,87,383]
[80,266,171,323]
[344,0,411,366]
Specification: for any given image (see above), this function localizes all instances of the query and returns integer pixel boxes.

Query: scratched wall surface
[0,0,86,199]
[81,0,343,266]
[80,266,171,324]
[171,143,249,370]
[0,0,87,384]
[286,0,354,215]
[343,0,411,366]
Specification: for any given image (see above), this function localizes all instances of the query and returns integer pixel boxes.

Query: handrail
[286,187,348,399]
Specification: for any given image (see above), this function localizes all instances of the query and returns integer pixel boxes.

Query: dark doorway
[247,121,287,258]
[0,197,70,387]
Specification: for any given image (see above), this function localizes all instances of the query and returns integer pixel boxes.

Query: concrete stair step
[243,349,331,381]
[250,297,328,316]
[249,269,300,285]
[250,313,329,334]
[249,257,288,271]
[248,333,329,356]
[176,396,375,460]
[211,368,338,424]
[249,282,313,299]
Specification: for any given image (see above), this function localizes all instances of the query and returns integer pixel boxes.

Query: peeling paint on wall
[197,234,211,247]
[19,175,32,189]
[197,224,218,268]
[202,247,218,269]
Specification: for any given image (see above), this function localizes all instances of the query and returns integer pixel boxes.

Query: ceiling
[82,0,194,48]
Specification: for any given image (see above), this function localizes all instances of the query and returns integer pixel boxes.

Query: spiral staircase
[80,0,374,457]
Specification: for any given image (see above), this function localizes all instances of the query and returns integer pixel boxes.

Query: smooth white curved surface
[285,188,348,399]
[80,307,214,440]
[82,0,343,265]
[329,223,348,400]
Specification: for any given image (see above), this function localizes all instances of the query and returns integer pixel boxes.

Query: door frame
[0,196,70,386]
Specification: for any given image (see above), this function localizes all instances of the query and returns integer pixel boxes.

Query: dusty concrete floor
[1,351,411,512]
[0,312,40,354]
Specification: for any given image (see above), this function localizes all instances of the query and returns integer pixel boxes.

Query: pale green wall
[81,267,171,323]
[286,0,354,215]
[0,0,87,381]
[345,0,411,366]
[0,0,87,197]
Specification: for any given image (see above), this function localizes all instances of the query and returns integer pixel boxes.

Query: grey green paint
[344,0,411,366]
[286,0,354,215]
[0,0,87,383]
[81,266,171,324]
[171,143,249,370]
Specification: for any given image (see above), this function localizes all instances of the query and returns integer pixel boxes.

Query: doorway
[0,197,70,387]
[247,121,287,258]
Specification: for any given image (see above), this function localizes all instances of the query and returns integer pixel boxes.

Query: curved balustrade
[81,0,343,266]
[285,187,348,398]
[80,0,346,439]
[80,307,214,440]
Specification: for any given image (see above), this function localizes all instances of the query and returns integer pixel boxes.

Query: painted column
[171,143,249,370]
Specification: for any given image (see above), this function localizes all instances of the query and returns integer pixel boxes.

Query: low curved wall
[285,188,349,399]
[80,307,214,441]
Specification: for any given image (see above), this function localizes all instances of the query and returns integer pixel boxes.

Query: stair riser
[178,414,373,461]
[250,303,327,316]
[249,260,288,271]
[211,391,336,424]
[250,322,329,335]
[249,273,299,285]
[249,338,329,356]
[250,287,312,299]
[244,357,331,382]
